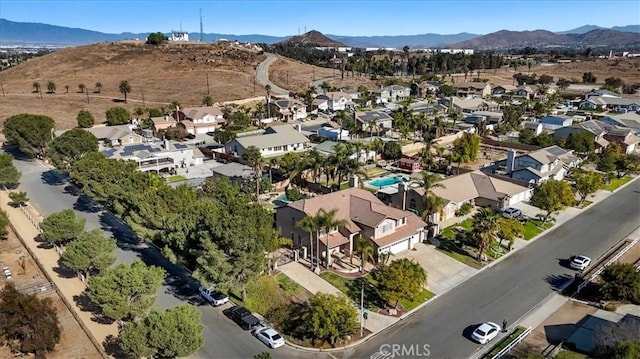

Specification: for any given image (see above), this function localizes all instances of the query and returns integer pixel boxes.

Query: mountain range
[1,18,639,49]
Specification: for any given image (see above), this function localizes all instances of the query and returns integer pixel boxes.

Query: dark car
[228,306,261,330]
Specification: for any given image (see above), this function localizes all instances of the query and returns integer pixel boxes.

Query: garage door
[388,239,409,254]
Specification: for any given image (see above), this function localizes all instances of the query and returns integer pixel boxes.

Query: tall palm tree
[241,146,265,200]
[472,208,499,261]
[264,85,271,119]
[420,171,445,197]
[119,80,131,103]
[297,216,319,271]
[354,235,374,272]
[316,208,347,268]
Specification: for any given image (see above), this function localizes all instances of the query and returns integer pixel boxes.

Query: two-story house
[579,96,640,112]
[355,110,394,133]
[491,85,517,97]
[225,124,310,158]
[445,97,501,113]
[455,82,492,98]
[174,106,226,135]
[316,92,353,111]
[275,188,427,267]
[371,87,391,104]
[385,85,411,102]
[101,138,204,173]
[481,146,580,185]
[274,99,307,121]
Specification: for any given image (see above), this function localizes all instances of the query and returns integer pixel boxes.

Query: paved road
[344,179,640,359]
[4,149,273,358]
[256,52,289,97]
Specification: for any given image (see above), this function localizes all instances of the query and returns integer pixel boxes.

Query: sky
[1,0,639,36]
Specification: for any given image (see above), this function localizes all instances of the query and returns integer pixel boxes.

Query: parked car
[471,322,501,344]
[570,255,591,271]
[199,286,229,306]
[252,326,285,348]
[502,207,522,219]
[228,306,261,330]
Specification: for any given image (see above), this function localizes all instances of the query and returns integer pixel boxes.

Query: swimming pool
[368,175,408,188]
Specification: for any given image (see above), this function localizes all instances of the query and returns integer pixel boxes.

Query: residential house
[316,122,350,141]
[397,157,422,172]
[515,85,539,100]
[412,81,440,98]
[521,121,544,136]
[312,97,329,112]
[602,128,640,154]
[225,124,310,158]
[174,106,226,135]
[275,188,427,262]
[150,115,178,133]
[84,124,144,148]
[211,162,255,182]
[601,112,640,133]
[386,85,411,102]
[455,82,492,98]
[584,89,621,99]
[540,115,573,130]
[377,170,532,230]
[481,146,581,185]
[101,139,204,172]
[445,97,500,113]
[371,87,391,104]
[355,110,394,132]
[274,99,307,121]
[315,92,353,112]
[464,111,504,124]
[315,141,375,163]
[491,85,517,97]
[579,96,640,112]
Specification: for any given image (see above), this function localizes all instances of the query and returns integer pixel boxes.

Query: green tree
[564,132,595,154]
[146,32,168,45]
[0,209,9,240]
[119,80,131,103]
[8,191,29,207]
[599,263,640,303]
[0,283,61,358]
[303,293,359,347]
[598,142,622,173]
[202,94,213,106]
[59,229,117,281]
[48,128,98,170]
[530,179,575,222]
[39,209,86,245]
[354,236,374,270]
[3,114,55,158]
[120,304,204,358]
[472,208,499,260]
[105,106,131,126]
[95,82,103,93]
[76,109,95,128]
[241,145,264,200]
[46,81,56,94]
[297,215,320,271]
[451,132,481,174]
[78,83,86,93]
[573,169,603,206]
[32,82,41,93]
[376,258,426,308]
[533,132,554,147]
[162,127,188,141]
[556,78,571,90]
[610,340,640,359]
[87,260,165,321]
[497,217,524,250]
[0,153,21,189]
[381,141,402,160]
[316,208,347,268]
[518,128,536,145]
[582,72,597,84]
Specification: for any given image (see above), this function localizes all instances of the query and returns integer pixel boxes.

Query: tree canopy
[573,169,603,206]
[0,209,9,240]
[381,141,402,160]
[120,304,204,358]
[39,209,86,245]
[59,229,117,280]
[0,283,61,358]
[303,293,359,347]
[564,132,595,154]
[76,110,95,128]
[87,260,165,321]
[530,179,575,222]
[105,106,131,126]
[451,132,480,173]
[8,191,28,206]
[376,258,426,308]
[48,128,98,171]
[146,32,168,45]
[0,153,21,189]
[599,263,640,303]
[3,114,55,158]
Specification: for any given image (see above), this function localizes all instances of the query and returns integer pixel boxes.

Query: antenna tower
[200,9,204,42]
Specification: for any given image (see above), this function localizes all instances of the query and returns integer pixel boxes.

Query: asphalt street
[256,52,289,96]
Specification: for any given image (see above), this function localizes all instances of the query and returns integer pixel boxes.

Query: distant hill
[558,24,640,34]
[328,33,479,48]
[449,29,640,50]
[279,30,345,47]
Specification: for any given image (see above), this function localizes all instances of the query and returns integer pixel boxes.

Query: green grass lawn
[365,167,389,177]
[554,350,587,359]
[483,326,526,359]
[440,218,474,240]
[435,241,483,269]
[399,289,436,311]
[166,175,186,183]
[603,176,632,191]
[319,272,386,311]
[275,273,312,301]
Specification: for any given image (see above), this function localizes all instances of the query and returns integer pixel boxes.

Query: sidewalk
[278,262,400,334]
[0,191,116,350]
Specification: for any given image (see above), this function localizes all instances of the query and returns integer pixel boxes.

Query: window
[274,146,283,151]
[409,198,416,210]
[379,222,393,234]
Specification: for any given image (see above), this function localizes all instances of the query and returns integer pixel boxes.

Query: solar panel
[174,144,187,149]
[102,149,116,158]
[547,146,567,156]
[150,147,162,152]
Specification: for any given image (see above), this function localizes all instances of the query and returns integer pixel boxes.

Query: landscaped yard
[166,175,186,183]
[603,175,632,192]
[435,240,483,269]
[483,326,527,359]
[364,166,390,177]
[522,219,554,240]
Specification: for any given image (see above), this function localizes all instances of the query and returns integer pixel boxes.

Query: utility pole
[141,89,146,108]
[206,72,210,95]
[360,281,364,337]
[200,8,204,42]
[86,90,90,104]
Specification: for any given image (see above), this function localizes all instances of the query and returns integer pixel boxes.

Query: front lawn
[522,219,554,240]
[603,176,632,192]
[435,240,483,269]
[275,273,312,301]
[319,272,386,311]
[399,288,436,311]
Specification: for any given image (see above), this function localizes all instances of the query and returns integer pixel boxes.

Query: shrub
[456,202,473,216]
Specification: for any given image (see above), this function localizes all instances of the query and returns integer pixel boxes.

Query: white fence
[490,326,532,359]
[575,238,639,294]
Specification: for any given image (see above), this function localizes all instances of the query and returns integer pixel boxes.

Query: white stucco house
[225,124,310,158]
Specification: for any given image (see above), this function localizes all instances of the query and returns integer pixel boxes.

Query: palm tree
[297,216,319,271]
[46,81,56,94]
[472,208,499,261]
[316,208,347,268]
[95,82,103,93]
[354,235,374,272]
[170,100,181,112]
[241,146,265,200]
[264,85,271,119]
[119,80,131,103]
[420,171,445,197]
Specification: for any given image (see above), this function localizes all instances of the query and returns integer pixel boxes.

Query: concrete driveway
[397,242,478,295]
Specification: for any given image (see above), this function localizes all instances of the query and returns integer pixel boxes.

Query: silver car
[471,322,501,344]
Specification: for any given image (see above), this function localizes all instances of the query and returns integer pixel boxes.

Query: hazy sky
[1,0,639,36]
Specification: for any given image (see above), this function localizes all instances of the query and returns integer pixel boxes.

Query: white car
[252,326,285,348]
[471,322,501,344]
[570,255,591,271]
[199,286,229,306]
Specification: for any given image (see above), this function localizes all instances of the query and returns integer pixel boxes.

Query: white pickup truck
[199,286,229,306]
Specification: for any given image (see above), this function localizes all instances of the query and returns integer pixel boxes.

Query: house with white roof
[101,139,204,172]
[315,91,353,111]
[225,124,310,158]
[445,96,500,113]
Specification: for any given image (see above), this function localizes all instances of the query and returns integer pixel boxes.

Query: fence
[575,238,639,295]
[490,326,532,359]
[8,204,108,359]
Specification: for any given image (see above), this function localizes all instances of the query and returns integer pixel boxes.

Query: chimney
[348,175,359,188]
[164,137,170,150]
[399,182,408,210]
[295,123,302,132]
[506,149,517,175]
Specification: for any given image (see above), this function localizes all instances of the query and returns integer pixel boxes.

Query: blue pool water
[368,176,407,187]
